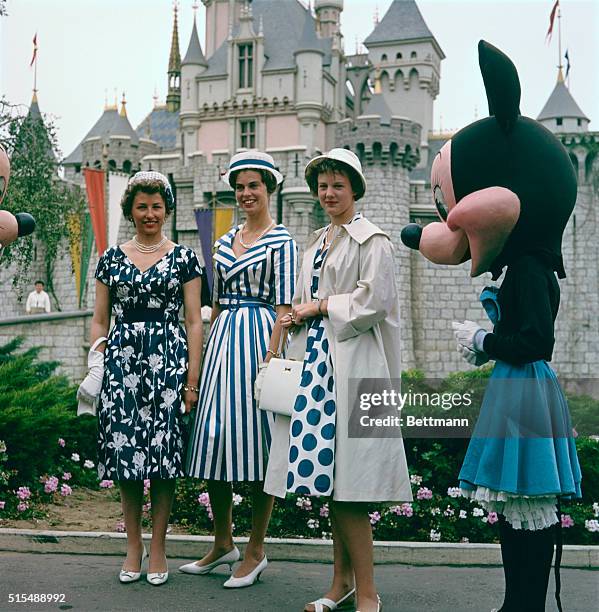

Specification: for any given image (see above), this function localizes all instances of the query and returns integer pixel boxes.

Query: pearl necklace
[239,221,275,249]
[133,234,168,253]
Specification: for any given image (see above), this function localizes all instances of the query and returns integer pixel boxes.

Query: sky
[1,0,597,159]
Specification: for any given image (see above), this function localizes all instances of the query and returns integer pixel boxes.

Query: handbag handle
[275,327,289,357]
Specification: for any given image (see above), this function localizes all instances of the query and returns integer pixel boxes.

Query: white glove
[452,320,487,352]
[254,362,269,403]
[457,343,489,367]
[77,338,107,416]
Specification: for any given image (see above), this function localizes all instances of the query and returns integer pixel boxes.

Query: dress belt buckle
[230,295,241,311]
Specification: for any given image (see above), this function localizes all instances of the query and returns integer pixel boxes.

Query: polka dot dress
[286,215,361,497]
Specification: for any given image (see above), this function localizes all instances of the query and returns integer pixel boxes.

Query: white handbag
[256,330,302,417]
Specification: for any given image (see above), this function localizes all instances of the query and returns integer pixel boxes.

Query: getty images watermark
[347,377,599,439]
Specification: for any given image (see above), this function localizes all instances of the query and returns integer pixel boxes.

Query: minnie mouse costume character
[402,41,581,612]
[0,144,36,260]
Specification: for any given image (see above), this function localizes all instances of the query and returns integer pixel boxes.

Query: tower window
[238,43,254,89]
[577,118,582,126]
[411,51,417,59]
[381,54,387,62]
[556,118,563,126]
[396,52,402,60]
[240,119,256,149]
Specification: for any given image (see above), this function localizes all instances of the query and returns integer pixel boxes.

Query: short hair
[305,159,365,201]
[229,168,278,195]
[35,280,44,286]
[120,180,174,220]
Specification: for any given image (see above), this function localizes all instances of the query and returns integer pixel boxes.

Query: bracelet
[266,349,281,358]
[183,383,199,393]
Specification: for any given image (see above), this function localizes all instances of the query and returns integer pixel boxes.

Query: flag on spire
[546,0,559,42]
[30,33,38,67]
[564,49,571,78]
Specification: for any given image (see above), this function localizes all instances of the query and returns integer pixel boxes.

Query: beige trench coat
[264,216,412,502]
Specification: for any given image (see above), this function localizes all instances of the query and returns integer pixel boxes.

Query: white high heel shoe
[356,594,382,612]
[119,546,147,584]
[178,546,240,575]
[308,587,355,612]
[222,555,267,588]
[146,554,169,586]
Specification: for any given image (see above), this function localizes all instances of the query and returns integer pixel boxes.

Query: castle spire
[166,2,182,112]
[120,92,127,117]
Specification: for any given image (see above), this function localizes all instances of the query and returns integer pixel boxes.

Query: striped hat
[222,151,284,187]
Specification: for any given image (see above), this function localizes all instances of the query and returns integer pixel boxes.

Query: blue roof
[136,106,180,150]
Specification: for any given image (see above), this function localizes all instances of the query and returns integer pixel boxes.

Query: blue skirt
[459,360,582,498]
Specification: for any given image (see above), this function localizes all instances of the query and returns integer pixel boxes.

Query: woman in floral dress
[78,171,204,585]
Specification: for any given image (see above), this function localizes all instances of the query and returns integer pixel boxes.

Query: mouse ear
[478,40,521,132]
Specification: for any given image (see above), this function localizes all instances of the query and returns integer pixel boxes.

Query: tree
[0,98,84,305]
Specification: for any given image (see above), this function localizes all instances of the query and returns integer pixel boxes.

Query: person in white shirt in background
[25,280,51,314]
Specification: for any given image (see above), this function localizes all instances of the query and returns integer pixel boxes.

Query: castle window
[123,160,132,174]
[411,51,417,59]
[556,117,563,126]
[240,119,256,149]
[74,164,81,174]
[381,54,387,62]
[238,43,254,89]
[577,118,582,126]
[396,52,402,59]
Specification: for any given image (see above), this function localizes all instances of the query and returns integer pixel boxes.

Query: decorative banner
[108,171,129,247]
[83,168,107,255]
[194,208,214,293]
[79,212,94,308]
[66,212,82,302]
[214,207,234,241]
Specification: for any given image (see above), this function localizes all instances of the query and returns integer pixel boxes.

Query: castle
[1,0,597,383]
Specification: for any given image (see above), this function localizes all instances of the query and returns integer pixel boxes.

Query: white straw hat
[305,148,367,200]
[222,151,284,186]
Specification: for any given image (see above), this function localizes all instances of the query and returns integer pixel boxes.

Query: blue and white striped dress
[186,224,297,482]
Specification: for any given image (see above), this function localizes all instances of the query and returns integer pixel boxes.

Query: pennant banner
[214,207,234,242]
[79,212,94,308]
[83,168,107,255]
[546,0,559,42]
[108,171,129,247]
[194,209,214,294]
[30,33,38,67]
[564,49,571,78]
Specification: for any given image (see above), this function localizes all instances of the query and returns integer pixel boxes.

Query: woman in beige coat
[264,149,411,612]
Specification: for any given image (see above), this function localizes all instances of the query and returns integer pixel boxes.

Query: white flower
[410,474,423,486]
[83,459,94,469]
[443,506,455,517]
[585,519,599,533]
[447,487,461,498]
[430,507,441,516]
[156,260,170,274]
[148,354,164,373]
[116,285,130,299]
[459,510,468,519]
[121,346,135,363]
[233,494,243,506]
[160,388,178,409]
[124,373,140,390]
[138,406,152,422]
[429,529,441,542]
[71,453,80,462]
[593,502,599,518]
[108,432,128,452]
[472,507,484,517]
[132,451,146,471]
[151,430,166,448]
[307,519,319,530]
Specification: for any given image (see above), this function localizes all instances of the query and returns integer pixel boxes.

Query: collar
[307,216,389,249]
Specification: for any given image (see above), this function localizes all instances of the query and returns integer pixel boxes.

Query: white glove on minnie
[452,321,489,367]
[77,337,107,416]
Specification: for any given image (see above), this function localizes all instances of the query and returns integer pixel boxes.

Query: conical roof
[168,7,181,73]
[364,0,443,57]
[537,73,589,121]
[18,93,55,160]
[182,18,207,66]
[361,92,393,125]
[296,8,322,53]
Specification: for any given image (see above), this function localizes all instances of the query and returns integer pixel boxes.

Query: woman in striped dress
[182,152,297,587]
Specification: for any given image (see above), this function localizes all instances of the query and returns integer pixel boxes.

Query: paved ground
[0,552,596,612]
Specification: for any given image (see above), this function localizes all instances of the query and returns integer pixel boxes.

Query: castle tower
[166,5,182,112]
[202,0,244,58]
[363,0,444,168]
[181,8,208,164]
[314,0,343,38]
[336,102,422,367]
[294,9,325,156]
[537,68,590,135]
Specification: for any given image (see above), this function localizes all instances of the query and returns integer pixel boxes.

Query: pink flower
[16,487,31,500]
[99,479,114,489]
[197,492,211,507]
[44,476,59,494]
[319,504,329,518]
[389,503,413,517]
[62,472,72,481]
[142,503,151,513]
[561,514,574,528]
[369,511,381,525]
[0,501,5,510]
[487,512,499,525]
[60,484,72,497]
[115,520,126,533]
[17,501,29,512]
[416,487,432,500]
[58,438,66,447]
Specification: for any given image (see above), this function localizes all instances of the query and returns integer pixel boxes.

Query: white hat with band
[305,148,367,200]
[222,151,284,186]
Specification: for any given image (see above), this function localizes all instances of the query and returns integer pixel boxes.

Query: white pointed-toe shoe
[179,546,240,575]
[146,554,169,586]
[308,587,356,612]
[119,546,147,584]
[222,555,267,588]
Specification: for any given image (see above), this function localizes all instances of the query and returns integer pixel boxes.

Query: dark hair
[34,280,44,286]
[305,159,365,201]
[229,168,278,195]
[120,181,175,221]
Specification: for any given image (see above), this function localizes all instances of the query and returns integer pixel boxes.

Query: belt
[119,308,170,324]
[219,295,274,311]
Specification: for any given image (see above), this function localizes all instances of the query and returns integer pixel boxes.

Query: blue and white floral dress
[95,245,203,481]
[186,225,296,482]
